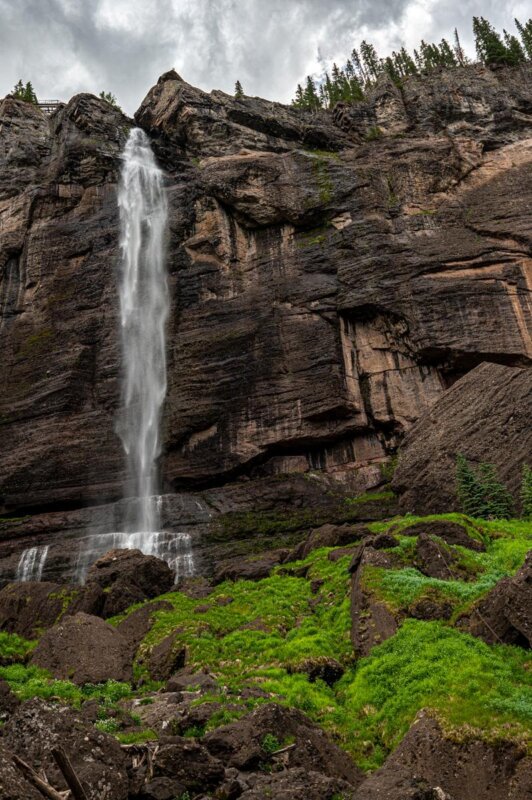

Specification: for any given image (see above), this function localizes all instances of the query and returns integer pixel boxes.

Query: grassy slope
[0,514,530,771]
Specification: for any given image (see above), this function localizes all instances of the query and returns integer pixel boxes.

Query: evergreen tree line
[455,455,532,520]
[293,16,532,111]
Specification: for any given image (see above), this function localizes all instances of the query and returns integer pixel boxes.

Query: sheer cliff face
[1,65,531,520]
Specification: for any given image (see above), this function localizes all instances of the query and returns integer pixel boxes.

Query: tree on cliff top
[99,91,122,111]
[12,80,37,104]
[234,80,244,99]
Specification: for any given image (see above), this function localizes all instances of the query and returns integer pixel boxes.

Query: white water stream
[16,545,49,582]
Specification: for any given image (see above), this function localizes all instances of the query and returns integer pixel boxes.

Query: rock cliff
[0,63,531,581]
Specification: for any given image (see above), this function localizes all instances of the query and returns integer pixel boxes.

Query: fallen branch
[51,748,89,800]
[12,755,66,800]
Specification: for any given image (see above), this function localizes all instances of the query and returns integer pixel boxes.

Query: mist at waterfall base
[17,129,194,584]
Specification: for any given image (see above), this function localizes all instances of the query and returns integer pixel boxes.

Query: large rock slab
[354,711,531,800]
[30,612,132,683]
[393,363,532,514]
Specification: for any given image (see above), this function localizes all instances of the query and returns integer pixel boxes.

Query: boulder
[30,612,132,683]
[415,533,456,580]
[289,523,372,561]
[350,543,399,656]
[166,667,217,693]
[146,631,186,681]
[0,678,20,720]
[398,520,485,551]
[463,552,532,647]
[71,549,175,618]
[0,742,42,800]
[138,737,225,799]
[116,600,174,660]
[0,581,73,639]
[2,697,129,800]
[393,364,532,515]
[213,548,290,583]
[353,711,531,800]
[203,703,363,786]
[239,767,358,800]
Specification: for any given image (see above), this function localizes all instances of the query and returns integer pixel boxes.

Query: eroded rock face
[0,64,531,579]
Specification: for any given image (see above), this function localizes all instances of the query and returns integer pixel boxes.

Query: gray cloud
[0,0,528,115]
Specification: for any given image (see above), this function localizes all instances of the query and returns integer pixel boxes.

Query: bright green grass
[0,662,133,706]
[0,631,36,663]
[363,516,531,616]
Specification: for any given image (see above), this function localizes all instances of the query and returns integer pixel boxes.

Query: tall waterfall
[117,127,169,538]
[16,546,49,582]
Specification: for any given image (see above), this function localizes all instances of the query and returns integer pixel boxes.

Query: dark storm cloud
[0,0,528,115]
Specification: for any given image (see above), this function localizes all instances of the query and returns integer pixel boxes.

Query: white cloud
[0,0,528,114]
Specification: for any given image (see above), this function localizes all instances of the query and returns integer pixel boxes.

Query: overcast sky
[0,0,529,115]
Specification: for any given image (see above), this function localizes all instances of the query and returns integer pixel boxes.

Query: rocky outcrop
[0,581,71,638]
[393,363,532,513]
[353,711,532,800]
[350,541,400,655]
[462,551,532,647]
[30,612,133,683]
[1,63,531,580]
[69,548,175,618]
[203,703,363,785]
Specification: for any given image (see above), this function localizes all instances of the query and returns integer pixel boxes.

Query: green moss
[345,491,394,506]
[116,729,157,744]
[303,148,341,160]
[310,157,334,205]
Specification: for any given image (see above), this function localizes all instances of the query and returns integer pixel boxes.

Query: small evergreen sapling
[521,464,532,520]
[234,80,244,99]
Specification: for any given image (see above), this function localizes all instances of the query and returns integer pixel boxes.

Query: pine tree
[24,81,37,104]
[303,75,321,111]
[360,41,381,81]
[456,454,486,517]
[478,463,514,519]
[292,83,305,107]
[503,31,525,65]
[234,80,244,99]
[12,80,25,99]
[521,464,532,520]
[515,18,532,60]
[473,16,512,66]
[439,39,458,67]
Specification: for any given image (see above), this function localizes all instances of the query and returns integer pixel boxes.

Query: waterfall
[16,545,49,582]
[117,127,169,536]
[71,128,195,584]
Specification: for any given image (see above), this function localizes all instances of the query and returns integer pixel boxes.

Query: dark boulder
[137,737,225,799]
[353,711,531,800]
[70,549,175,618]
[203,703,363,786]
[415,533,456,580]
[2,698,129,800]
[393,364,532,515]
[0,678,19,720]
[214,548,290,583]
[289,656,344,686]
[239,767,358,799]
[0,742,42,799]
[350,544,399,656]
[399,519,485,551]
[116,600,174,660]
[463,552,532,647]
[31,612,132,683]
[146,631,187,681]
[0,581,73,639]
[290,523,373,561]
[166,667,217,693]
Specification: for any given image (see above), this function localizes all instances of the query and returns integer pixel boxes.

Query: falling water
[16,545,49,582]
[72,128,195,583]
[117,127,169,537]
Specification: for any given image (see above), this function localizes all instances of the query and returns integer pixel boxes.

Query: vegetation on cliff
[293,16,532,109]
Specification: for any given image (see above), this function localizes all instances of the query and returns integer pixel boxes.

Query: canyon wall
[0,64,531,581]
